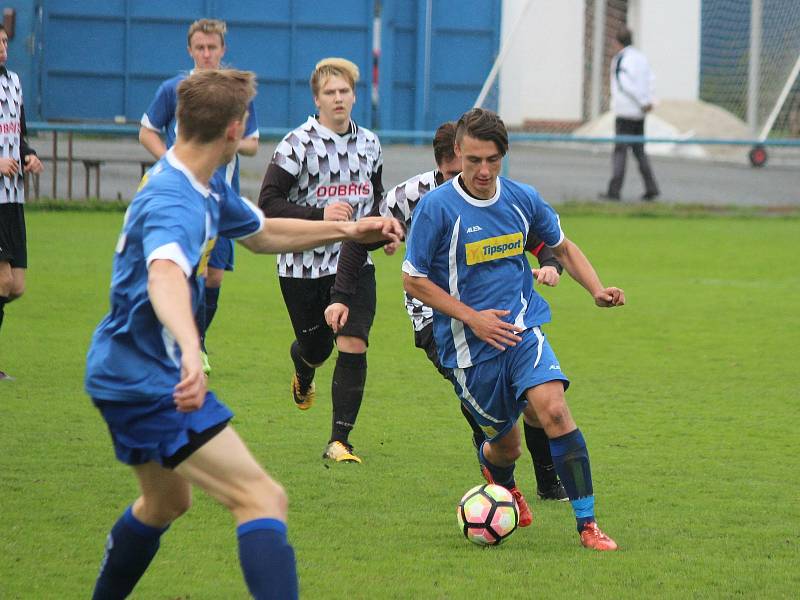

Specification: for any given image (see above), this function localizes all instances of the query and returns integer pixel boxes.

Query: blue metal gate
[36,0,500,132]
[39,0,375,128]
[379,0,501,131]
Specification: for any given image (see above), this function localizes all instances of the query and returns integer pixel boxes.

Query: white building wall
[629,0,701,102]
[499,0,701,125]
[499,0,585,127]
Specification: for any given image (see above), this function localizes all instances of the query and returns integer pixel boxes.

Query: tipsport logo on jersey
[465,232,524,266]
[316,181,373,203]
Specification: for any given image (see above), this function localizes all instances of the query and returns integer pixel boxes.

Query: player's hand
[324,201,354,221]
[465,309,523,351]
[173,349,207,412]
[350,216,404,245]
[594,287,625,307]
[23,154,44,174]
[0,157,19,177]
[532,266,560,287]
[383,240,400,256]
[325,302,349,333]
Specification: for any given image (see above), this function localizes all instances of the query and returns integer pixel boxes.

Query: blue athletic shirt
[140,72,259,193]
[85,149,264,401]
[402,175,564,369]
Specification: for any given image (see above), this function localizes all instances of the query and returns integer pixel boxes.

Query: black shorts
[0,202,27,268]
[414,323,452,381]
[279,264,377,345]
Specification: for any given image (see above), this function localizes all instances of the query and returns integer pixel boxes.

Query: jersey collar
[165,148,212,197]
[453,175,501,207]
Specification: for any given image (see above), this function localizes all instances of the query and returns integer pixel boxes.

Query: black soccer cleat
[537,481,569,502]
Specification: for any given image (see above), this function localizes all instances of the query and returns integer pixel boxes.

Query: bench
[27,157,155,200]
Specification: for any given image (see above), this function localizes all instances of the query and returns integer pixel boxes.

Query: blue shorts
[208,236,234,271]
[93,391,233,466]
[451,327,569,441]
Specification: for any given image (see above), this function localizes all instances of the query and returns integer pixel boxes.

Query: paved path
[29,136,800,207]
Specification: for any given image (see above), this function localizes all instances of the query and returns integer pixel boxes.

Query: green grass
[1,212,798,598]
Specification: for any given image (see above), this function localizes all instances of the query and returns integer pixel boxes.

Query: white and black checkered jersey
[0,68,27,204]
[382,169,440,332]
[262,116,383,279]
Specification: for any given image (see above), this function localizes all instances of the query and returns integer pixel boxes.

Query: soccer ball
[457,483,519,546]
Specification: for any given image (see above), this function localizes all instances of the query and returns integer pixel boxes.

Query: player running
[326,123,569,521]
[139,18,258,375]
[258,57,384,464]
[403,108,624,551]
[86,69,402,597]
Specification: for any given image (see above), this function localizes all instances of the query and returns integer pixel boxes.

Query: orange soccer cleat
[480,464,533,527]
[580,522,619,551]
[291,373,315,410]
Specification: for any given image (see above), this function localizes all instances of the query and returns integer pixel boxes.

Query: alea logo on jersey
[316,181,373,199]
[466,225,483,233]
[465,232,524,265]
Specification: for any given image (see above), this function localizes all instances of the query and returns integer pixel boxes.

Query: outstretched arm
[240,216,403,255]
[147,260,206,412]
[550,238,625,307]
[402,273,523,351]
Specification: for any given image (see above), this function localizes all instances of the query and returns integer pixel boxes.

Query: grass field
[1,209,798,599]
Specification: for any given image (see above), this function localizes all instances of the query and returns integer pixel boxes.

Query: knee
[140,494,192,526]
[234,473,289,521]
[299,338,334,366]
[9,282,24,300]
[336,335,366,354]
[0,273,11,297]
[537,399,573,434]
[205,268,224,288]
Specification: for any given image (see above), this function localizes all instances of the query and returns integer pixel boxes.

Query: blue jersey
[140,72,259,194]
[402,176,564,369]
[85,149,264,401]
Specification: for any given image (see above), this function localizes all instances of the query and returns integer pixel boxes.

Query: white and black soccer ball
[457,483,519,546]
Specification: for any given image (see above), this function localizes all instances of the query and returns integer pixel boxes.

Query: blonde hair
[187,18,227,47]
[177,69,255,143]
[310,57,359,96]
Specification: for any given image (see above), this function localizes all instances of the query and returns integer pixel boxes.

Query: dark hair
[177,69,255,143]
[616,26,633,47]
[432,121,457,165]
[455,108,509,156]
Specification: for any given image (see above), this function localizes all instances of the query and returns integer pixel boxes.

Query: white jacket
[610,45,655,120]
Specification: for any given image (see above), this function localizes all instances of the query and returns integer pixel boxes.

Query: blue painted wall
[11,0,502,131]
[379,0,501,130]
[39,0,375,127]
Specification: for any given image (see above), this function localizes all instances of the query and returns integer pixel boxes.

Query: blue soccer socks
[92,506,168,599]
[237,518,298,600]
[478,441,517,489]
[548,428,596,531]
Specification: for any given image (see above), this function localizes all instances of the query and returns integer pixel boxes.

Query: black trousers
[607,117,659,198]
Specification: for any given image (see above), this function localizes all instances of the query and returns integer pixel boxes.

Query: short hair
[187,18,227,47]
[310,57,359,96]
[616,26,633,47]
[432,122,457,165]
[455,108,509,156]
[177,69,255,144]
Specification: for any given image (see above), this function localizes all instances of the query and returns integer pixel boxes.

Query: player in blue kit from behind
[403,108,625,551]
[86,69,402,599]
[139,18,259,374]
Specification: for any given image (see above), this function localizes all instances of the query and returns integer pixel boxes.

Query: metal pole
[67,132,73,200]
[51,131,57,199]
[748,0,762,136]
[590,0,607,120]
